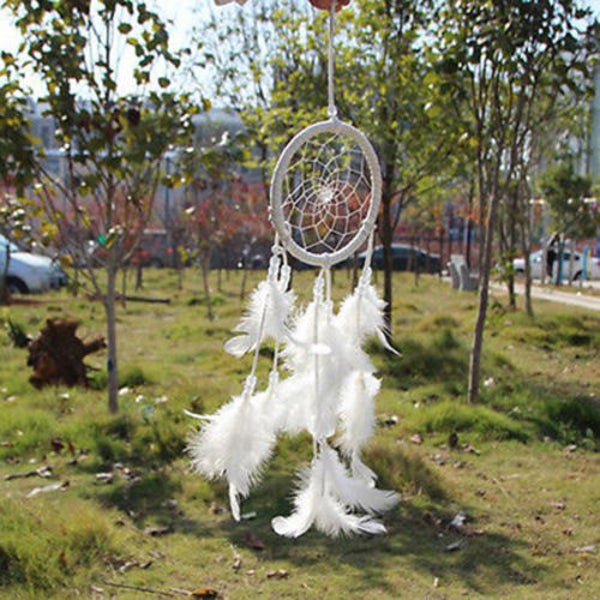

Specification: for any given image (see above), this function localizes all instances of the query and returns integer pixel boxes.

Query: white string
[327,0,337,119]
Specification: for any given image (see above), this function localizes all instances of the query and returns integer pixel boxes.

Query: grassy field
[1,268,599,599]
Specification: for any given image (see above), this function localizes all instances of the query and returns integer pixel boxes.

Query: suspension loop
[327,0,337,119]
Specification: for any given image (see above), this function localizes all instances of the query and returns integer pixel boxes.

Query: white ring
[270,119,381,267]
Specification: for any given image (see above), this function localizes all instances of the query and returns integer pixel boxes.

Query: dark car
[359,244,441,273]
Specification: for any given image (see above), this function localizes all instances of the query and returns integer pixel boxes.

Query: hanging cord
[359,229,376,286]
[354,230,376,348]
[327,0,337,119]
[312,271,325,458]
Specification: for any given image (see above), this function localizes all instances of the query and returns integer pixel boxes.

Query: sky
[1,0,600,98]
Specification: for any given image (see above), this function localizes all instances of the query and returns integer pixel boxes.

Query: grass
[1,268,600,599]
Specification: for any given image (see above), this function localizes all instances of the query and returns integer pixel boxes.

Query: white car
[513,249,600,281]
[0,234,67,293]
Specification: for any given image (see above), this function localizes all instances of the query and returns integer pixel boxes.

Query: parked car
[0,234,68,293]
[358,244,442,273]
[513,249,600,281]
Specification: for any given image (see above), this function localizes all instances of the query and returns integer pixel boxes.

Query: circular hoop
[270,119,382,268]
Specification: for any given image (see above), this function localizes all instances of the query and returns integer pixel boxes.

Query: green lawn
[1,268,599,599]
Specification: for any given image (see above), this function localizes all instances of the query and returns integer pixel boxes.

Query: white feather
[224,260,294,358]
[186,390,276,520]
[336,276,398,354]
[271,453,388,538]
[337,371,380,456]
[321,445,399,515]
[281,293,372,438]
[350,452,379,485]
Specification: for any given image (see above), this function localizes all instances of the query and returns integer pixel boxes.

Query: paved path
[498,282,600,312]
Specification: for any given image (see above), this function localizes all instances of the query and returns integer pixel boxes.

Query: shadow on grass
[96,471,182,528]
[484,379,600,449]
[193,447,540,597]
[213,494,538,598]
[376,328,470,394]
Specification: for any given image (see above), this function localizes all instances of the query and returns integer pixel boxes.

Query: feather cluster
[186,252,398,537]
[272,445,398,538]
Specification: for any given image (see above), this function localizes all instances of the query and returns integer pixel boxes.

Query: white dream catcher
[187,0,399,537]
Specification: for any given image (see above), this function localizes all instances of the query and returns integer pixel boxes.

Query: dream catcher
[187,0,398,537]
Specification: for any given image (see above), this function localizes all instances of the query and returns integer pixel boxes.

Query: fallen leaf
[574,545,596,553]
[26,480,69,498]
[562,528,574,537]
[209,501,225,514]
[445,540,463,552]
[117,561,139,573]
[266,569,289,579]
[144,526,171,537]
[244,531,265,551]
[190,588,220,599]
[449,512,467,530]
[36,465,53,478]
[50,437,64,453]
[463,443,481,455]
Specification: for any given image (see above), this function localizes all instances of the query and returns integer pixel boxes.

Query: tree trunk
[520,194,534,318]
[200,253,214,321]
[105,264,119,414]
[468,191,499,404]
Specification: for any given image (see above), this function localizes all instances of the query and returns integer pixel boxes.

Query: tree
[435,0,597,402]
[180,128,255,319]
[0,51,36,196]
[540,162,597,241]
[193,0,460,338]
[5,0,196,413]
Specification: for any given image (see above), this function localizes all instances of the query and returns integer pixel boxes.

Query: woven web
[280,131,374,258]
